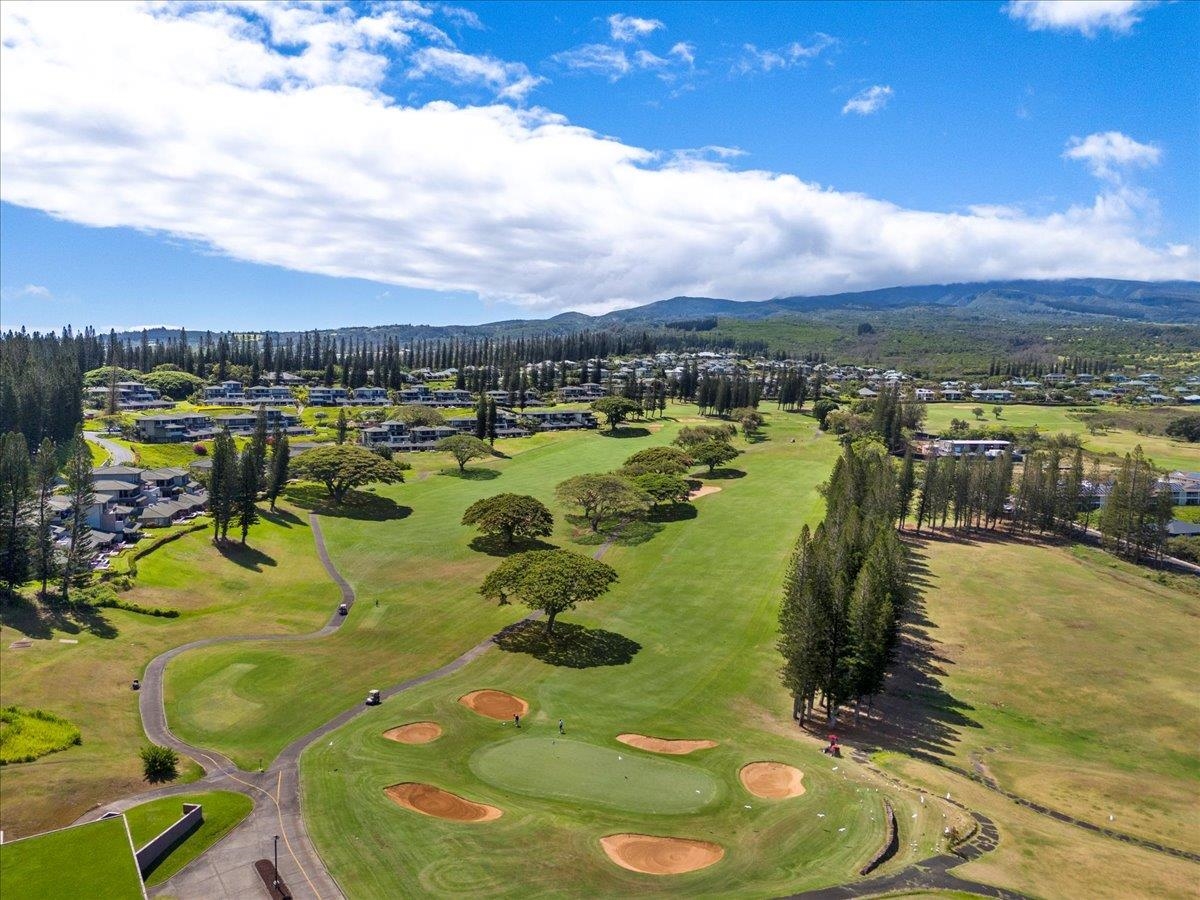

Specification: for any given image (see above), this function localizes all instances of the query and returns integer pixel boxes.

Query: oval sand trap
[688,485,722,500]
[383,722,442,744]
[739,761,805,799]
[459,690,529,720]
[617,734,718,755]
[385,783,502,822]
[600,833,724,875]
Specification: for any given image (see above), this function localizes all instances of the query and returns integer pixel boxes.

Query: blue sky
[1,0,1196,333]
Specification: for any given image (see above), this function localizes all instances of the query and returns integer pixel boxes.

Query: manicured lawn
[164,420,679,767]
[297,409,955,897]
[123,790,252,886]
[0,505,336,838]
[875,535,1200,854]
[469,737,721,814]
[921,403,1198,472]
[0,815,144,900]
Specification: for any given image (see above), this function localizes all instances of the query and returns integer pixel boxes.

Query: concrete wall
[134,802,203,875]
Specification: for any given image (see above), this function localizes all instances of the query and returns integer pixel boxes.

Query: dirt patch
[600,833,724,875]
[739,761,805,799]
[459,690,529,720]
[385,783,502,822]
[617,734,718,755]
[383,722,442,744]
[688,485,722,500]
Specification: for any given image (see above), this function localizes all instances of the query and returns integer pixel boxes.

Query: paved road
[85,431,135,466]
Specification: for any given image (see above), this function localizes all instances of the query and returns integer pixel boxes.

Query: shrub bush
[140,744,180,782]
[0,706,82,765]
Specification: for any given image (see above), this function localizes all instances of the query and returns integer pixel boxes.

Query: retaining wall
[134,802,203,875]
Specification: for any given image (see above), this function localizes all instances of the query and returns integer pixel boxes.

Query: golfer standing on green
[558,719,565,734]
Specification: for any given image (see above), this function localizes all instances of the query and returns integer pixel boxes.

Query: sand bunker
[459,690,529,720]
[600,834,724,875]
[688,485,722,500]
[385,783,502,822]
[383,722,442,744]
[739,761,805,799]
[617,734,718,755]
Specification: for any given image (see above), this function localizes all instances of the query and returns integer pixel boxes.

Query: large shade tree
[555,473,649,532]
[619,446,693,476]
[691,440,741,473]
[591,396,641,432]
[462,493,553,545]
[436,434,491,473]
[479,548,618,634]
[291,445,408,503]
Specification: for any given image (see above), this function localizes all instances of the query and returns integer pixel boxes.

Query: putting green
[469,737,721,815]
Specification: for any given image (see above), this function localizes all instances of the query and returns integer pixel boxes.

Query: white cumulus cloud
[843,85,894,116]
[408,47,545,101]
[1063,131,1161,181]
[0,1,1194,316]
[1004,1,1158,37]
[608,13,665,42]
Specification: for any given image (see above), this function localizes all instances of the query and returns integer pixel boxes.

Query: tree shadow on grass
[827,540,981,761]
[217,543,277,572]
[284,484,412,521]
[0,594,55,640]
[0,595,119,640]
[705,468,746,480]
[468,535,558,557]
[494,620,641,668]
[598,426,651,439]
[647,503,698,523]
[439,467,500,480]
[569,516,663,547]
[259,507,303,528]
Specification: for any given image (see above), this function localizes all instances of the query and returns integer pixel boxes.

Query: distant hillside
[594,279,1200,325]
[117,279,1200,347]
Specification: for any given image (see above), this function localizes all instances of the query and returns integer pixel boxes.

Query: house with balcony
[246,385,295,404]
[308,386,349,406]
[135,412,216,443]
[351,386,389,405]
[202,380,246,402]
[212,409,304,435]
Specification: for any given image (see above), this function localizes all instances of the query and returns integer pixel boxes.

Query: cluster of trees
[1165,415,1200,443]
[986,356,1124,378]
[912,452,1015,533]
[1098,448,1174,563]
[775,372,809,411]
[0,428,97,601]
[205,414,297,542]
[693,375,761,417]
[778,441,909,726]
[1,330,92,451]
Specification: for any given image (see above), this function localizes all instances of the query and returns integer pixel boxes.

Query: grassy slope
[0,507,335,838]
[920,403,1199,472]
[123,790,253,886]
[0,816,144,900]
[298,411,952,897]
[889,537,1200,853]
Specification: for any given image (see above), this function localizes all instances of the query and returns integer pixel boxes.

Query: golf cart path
[85,432,135,466]
[79,513,1196,899]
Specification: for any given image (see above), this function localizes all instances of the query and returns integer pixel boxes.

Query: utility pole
[273,834,280,889]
